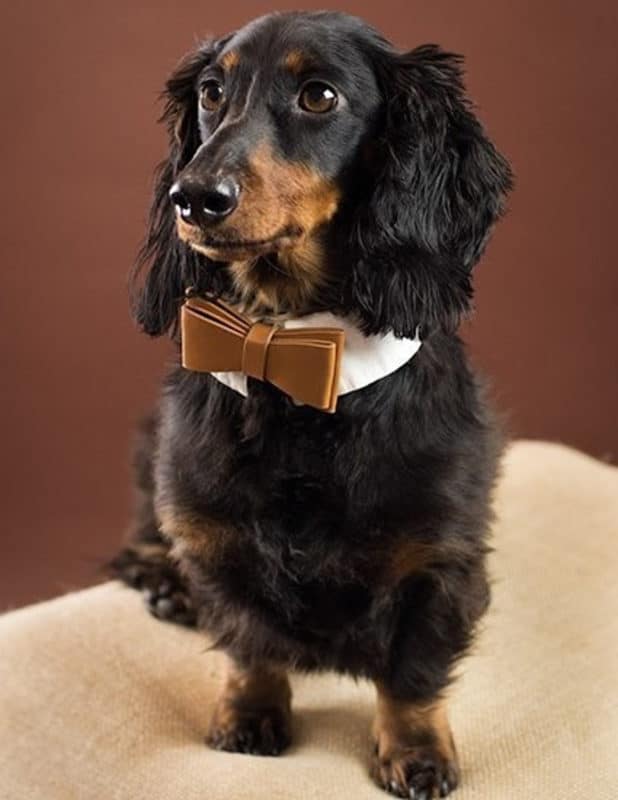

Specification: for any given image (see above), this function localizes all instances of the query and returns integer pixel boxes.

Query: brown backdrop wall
[1,0,617,609]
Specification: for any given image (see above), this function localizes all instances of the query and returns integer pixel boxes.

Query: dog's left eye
[298,82,338,114]
[200,79,225,111]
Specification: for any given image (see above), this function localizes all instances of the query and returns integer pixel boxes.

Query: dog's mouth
[187,227,303,261]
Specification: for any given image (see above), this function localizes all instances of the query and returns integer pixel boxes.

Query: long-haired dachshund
[110,11,512,798]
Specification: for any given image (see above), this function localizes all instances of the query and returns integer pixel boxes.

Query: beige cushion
[1,441,617,799]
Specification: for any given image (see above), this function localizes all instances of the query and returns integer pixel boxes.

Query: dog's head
[134,11,512,338]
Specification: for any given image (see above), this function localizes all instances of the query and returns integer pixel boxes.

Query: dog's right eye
[199,79,225,112]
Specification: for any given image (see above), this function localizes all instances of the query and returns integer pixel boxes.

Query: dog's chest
[157,377,424,631]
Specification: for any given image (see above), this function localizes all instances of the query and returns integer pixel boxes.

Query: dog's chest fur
[152,336,497,671]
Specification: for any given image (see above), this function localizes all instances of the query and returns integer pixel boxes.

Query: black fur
[111,11,512,795]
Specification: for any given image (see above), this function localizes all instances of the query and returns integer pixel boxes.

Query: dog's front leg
[371,685,459,798]
[207,656,292,757]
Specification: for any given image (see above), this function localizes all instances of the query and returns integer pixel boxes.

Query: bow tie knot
[180,295,345,412]
[242,321,278,381]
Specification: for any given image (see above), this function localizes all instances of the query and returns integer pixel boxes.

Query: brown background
[1,0,616,610]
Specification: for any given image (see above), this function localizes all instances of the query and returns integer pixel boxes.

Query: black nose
[169,177,240,224]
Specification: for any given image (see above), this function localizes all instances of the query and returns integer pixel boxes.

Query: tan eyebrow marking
[221,50,240,70]
[283,50,309,74]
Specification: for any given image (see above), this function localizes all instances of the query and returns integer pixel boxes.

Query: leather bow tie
[181,295,345,412]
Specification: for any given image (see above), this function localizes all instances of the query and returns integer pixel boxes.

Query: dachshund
[110,11,513,798]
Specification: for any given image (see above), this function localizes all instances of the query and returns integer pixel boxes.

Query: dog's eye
[298,82,338,114]
[200,79,225,111]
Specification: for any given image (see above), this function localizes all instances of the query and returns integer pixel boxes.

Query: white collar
[210,310,422,404]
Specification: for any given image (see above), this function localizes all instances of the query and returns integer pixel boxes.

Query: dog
[110,11,512,798]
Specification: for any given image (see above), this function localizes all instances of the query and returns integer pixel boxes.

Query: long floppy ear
[130,42,227,337]
[345,45,513,337]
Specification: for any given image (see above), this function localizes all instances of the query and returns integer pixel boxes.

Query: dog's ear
[346,45,513,337]
[130,41,226,337]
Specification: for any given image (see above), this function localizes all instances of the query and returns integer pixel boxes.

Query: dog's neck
[216,234,337,319]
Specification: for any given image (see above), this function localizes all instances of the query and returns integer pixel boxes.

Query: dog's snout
[169,177,240,224]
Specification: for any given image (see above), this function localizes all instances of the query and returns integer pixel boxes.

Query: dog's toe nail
[154,597,174,616]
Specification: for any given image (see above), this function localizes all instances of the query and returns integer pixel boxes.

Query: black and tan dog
[110,11,512,798]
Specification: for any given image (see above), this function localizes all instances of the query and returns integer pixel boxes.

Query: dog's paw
[108,545,197,627]
[141,575,197,627]
[371,745,459,799]
[206,706,291,757]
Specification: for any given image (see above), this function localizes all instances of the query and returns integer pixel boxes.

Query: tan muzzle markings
[181,295,345,412]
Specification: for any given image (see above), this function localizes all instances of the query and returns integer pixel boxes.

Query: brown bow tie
[181,295,345,412]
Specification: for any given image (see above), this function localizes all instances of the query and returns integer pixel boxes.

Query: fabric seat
[1,441,617,799]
